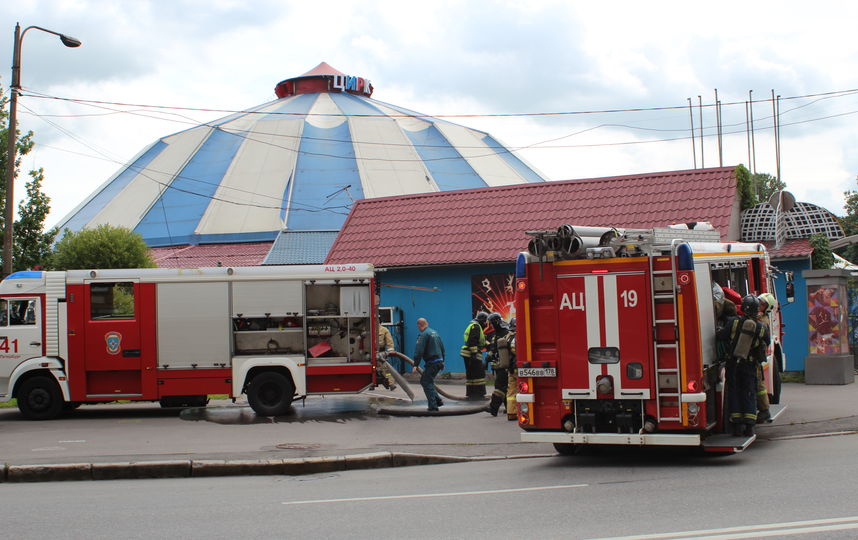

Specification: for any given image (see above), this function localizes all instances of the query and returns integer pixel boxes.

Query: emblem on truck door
[105,331,122,355]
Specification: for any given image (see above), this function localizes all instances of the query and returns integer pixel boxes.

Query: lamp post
[3,23,81,277]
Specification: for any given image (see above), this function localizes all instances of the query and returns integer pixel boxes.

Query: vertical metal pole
[773,91,781,183]
[688,98,697,169]
[714,89,722,166]
[698,95,705,168]
[749,90,756,174]
[3,23,22,278]
[745,101,752,171]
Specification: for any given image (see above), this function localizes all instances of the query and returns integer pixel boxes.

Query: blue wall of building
[771,258,812,371]
[379,263,514,373]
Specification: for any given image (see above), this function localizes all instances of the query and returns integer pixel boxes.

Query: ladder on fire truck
[650,239,686,423]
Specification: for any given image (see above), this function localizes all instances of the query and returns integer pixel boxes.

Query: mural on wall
[471,273,515,320]
[807,284,848,354]
[849,283,858,352]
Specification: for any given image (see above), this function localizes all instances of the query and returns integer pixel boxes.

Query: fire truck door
[82,282,154,397]
[557,272,653,399]
[0,297,42,397]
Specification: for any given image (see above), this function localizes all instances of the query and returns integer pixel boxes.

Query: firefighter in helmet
[718,294,770,436]
[485,313,512,416]
[461,311,488,400]
[754,292,777,423]
[505,317,518,420]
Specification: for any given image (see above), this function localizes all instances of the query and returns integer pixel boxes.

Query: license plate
[518,367,556,377]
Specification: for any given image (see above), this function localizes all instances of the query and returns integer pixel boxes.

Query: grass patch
[781,371,805,383]
[0,398,17,408]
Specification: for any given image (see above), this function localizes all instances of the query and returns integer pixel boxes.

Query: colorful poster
[807,285,847,354]
[471,273,515,320]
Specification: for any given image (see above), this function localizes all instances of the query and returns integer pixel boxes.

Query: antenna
[326,184,355,203]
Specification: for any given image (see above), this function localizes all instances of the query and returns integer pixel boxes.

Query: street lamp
[3,23,81,277]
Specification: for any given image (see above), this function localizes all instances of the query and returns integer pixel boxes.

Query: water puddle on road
[180,395,411,425]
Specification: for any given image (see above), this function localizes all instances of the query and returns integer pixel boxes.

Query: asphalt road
[4,431,858,539]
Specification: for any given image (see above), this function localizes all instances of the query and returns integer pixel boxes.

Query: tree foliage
[750,172,787,205]
[51,225,156,270]
[1,82,57,271]
[734,165,756,210]
[836,177,858,263]
[809,233,834,270]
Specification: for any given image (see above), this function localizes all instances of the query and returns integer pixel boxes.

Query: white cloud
[1,0,856,229]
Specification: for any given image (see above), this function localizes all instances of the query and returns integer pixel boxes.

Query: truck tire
[771,360,782,405]
[246,371,295,416]
[17,376,64,420]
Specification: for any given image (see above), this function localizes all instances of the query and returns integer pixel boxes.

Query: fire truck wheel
[17,376,64,420]
[247,371,295,417]
[553,443,584,456]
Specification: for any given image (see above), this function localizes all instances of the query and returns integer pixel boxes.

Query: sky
[2,0,857,229]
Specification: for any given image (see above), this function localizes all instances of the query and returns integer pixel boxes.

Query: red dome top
[274,62,373,98]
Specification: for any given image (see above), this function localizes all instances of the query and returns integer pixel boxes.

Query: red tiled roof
[764,238,813,260]
[151,242,273,268]
[327,167,739,267]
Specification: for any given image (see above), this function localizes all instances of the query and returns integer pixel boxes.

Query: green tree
[1,82,58,271]
[836,177,858,263]
[13,169,58,271]
[51,225,156,270]
[809,233,834,270]
[750,172,787,205]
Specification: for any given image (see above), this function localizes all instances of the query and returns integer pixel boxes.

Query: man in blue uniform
[413,317,446,411]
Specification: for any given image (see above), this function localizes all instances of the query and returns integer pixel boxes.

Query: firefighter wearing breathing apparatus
[718,295,770,437]
[461,311,488,400]
[755,292,776,423]
[506,317,518,420]
[485,313,513,416]
[376,324,397,391]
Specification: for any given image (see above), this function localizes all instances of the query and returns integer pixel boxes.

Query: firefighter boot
[486,393,503,416]
[744,422,755,437]
[731,421,744,437]
[756,409,771,424]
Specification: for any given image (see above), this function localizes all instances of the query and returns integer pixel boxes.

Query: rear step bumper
[521,432,702,446]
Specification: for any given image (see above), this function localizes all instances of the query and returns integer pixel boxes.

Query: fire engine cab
[0,264,379,420]
[515,224,786,453]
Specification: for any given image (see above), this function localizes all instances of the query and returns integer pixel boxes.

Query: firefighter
[461,311,489,400]
[413,317,446,411]
[485,313,512,416]
[755,292,777,423]
[505,317,518,420]
[377,324,397,391]
[718,295,770,436]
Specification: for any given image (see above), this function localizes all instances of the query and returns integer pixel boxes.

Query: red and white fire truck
[515,224,787,453]
[0,264,380,420]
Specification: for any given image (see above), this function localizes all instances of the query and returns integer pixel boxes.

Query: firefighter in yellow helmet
[485,313,512,416]
[755,292,776,423]
[505,317,518,420]
[461,311,488,400]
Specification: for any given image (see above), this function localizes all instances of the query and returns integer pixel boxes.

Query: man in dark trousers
[413,317,446,411]
[460,311,488,400]
[485,313,513,417]
[718,295,770,436]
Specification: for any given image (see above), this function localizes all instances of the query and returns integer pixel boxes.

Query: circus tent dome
[56,62,546,255]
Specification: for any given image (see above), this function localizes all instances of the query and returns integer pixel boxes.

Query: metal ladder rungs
[658,392,680,397]
[654,294,675,300]
[652,270,673,275]
[654,319,676,324]
[656,368,679,373]
[658,416,681,421]
[655,343,678,348]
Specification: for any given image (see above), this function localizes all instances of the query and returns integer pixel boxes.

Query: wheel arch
[9,357,70,402]
[232,356,305,398]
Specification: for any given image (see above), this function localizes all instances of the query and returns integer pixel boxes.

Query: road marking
[58,440,86,443]
[594,515,858,539]
[283,483,588,505]
[769,430,858,441]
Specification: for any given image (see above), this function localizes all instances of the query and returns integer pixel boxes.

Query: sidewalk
[2,379,857,482]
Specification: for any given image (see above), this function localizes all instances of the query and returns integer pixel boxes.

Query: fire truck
[0,264,380,420]
[515,224,787,453]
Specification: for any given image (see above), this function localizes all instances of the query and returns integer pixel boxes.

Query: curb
[0,452,552,484]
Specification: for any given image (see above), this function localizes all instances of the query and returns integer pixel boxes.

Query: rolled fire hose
[378,357,415,400]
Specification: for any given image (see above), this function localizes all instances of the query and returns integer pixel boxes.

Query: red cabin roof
[151,242,273,268]
[326,167,741,267]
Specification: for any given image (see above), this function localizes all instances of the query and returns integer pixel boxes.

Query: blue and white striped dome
[57,63,546,247]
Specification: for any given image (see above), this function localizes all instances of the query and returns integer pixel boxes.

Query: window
[0,299,37,326]
[90,283,135,320]
[588,347,620,364]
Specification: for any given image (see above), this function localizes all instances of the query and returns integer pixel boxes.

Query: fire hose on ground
[375,351,487,416]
